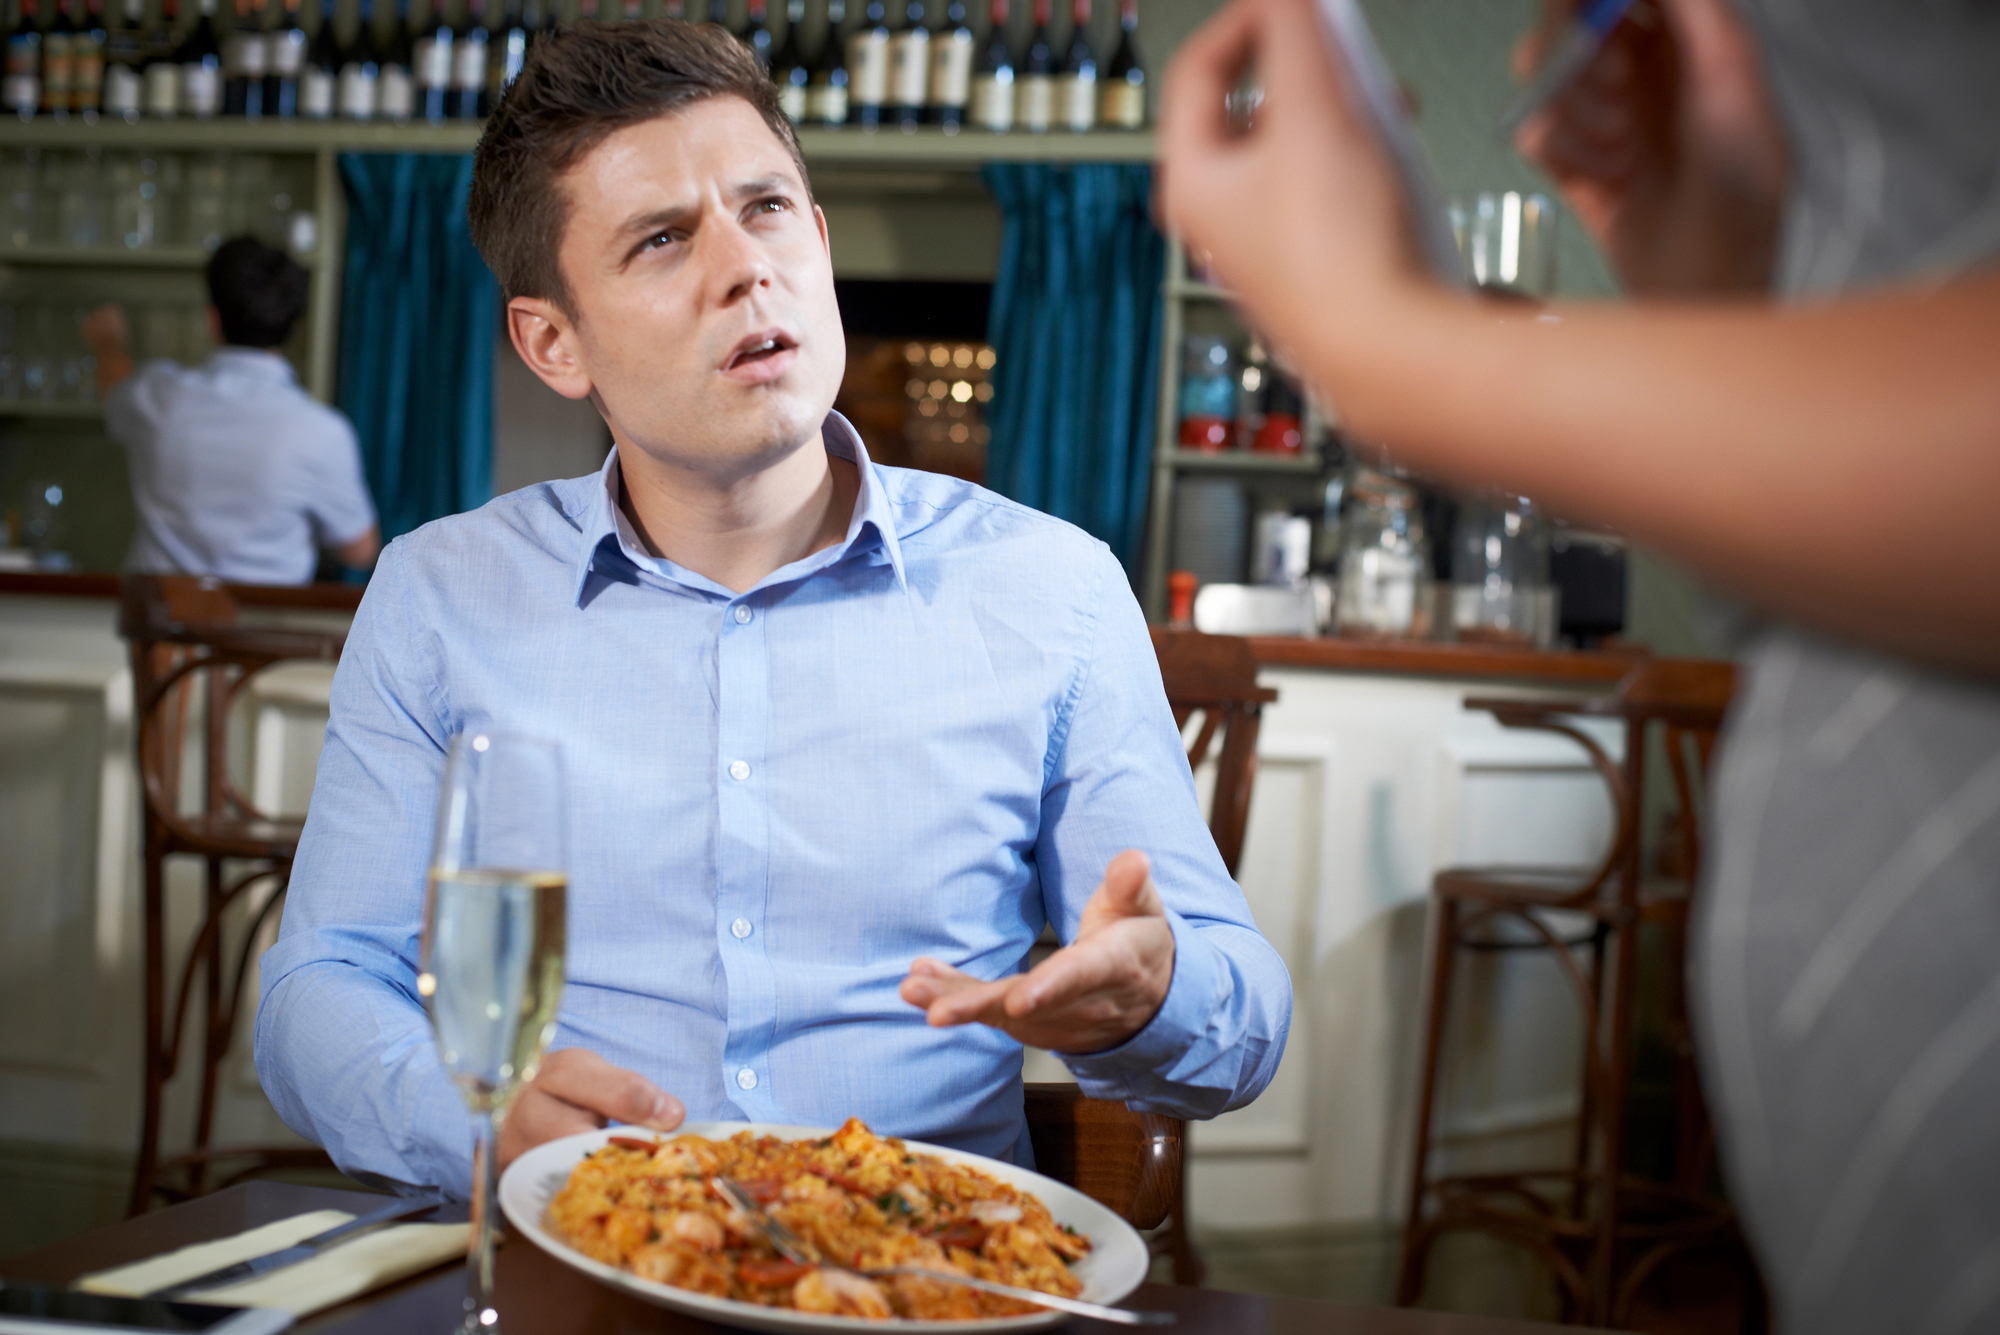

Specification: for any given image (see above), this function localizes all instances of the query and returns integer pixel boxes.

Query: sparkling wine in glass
[417,731,567,1335]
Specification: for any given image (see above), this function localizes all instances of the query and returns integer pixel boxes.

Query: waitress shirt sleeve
[1035,545,1294,1117]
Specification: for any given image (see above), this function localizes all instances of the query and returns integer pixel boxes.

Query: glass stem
[463,1108,502,1334]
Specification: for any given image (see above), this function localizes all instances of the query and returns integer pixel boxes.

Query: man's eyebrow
[730,174,801,202]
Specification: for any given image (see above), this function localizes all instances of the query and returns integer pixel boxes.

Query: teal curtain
[337,153,498,544]
[980,163,1165,579]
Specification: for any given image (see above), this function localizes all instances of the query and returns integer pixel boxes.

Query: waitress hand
[1512,0,1789,294]
[900,850,1176,1055]
[1155,0,1444,387]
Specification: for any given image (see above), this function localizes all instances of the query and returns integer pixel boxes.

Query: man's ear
[508,296,594,401]
[814,203,831,257]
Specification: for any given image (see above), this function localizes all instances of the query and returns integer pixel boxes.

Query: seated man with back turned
[88,236,380,586]
[254,20,1291,1193]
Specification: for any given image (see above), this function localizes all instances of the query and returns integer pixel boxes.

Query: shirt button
[733,605,752,624]
[730,917,753,940]
[736,1067,758,1091]
[728,760,751,781]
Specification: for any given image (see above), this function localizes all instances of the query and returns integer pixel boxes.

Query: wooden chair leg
[1395,897,1460,1307]
[128,828,169,1218]
[1570,920,1608,1221]
[1587,914,1642,1324]
[190,855,227,1197]
[1166,1161,1205,1285]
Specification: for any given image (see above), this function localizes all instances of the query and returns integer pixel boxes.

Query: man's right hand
[496,1048,685,1173]
[1512,0,1790,295]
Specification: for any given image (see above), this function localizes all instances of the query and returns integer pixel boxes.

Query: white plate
[499,1122,1150,1333]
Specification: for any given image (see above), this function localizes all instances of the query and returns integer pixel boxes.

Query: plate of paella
[498,1117,1151,1331]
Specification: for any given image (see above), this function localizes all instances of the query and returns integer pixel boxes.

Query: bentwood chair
[1394,658,1747,1327]
[120,574,344,1215]
[1022,630,1276,1286]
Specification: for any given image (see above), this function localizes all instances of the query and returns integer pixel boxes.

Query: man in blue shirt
[89,237,379,586]
[254,19,1290,1194]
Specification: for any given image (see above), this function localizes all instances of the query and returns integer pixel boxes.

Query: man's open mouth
[725,331,798,370]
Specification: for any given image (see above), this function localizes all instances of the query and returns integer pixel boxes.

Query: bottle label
[301,65,334,116]
[143,60,178,114]
[104,61,141,114]
[181,61,221,115]
[887,27,926,108]
[42,35,74,108]
[415,34,450,86]
[72,40,104,109]
[777,79,805,122]
[225,31,269,76]
[1016,72,1051,130]
[970,69,1010,130]
[1058,70,1093,129]
[927,28,970,108]
[337,63,375,117]
[1099,76,1140,127]
[271,29,306,74]
[378,64,412,117]
[1,72,36,114]
[845,29,886,107]
[805,79,846,123]
[452,33,485,89]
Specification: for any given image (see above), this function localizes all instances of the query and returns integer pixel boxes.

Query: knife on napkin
[145,1195,445,1300]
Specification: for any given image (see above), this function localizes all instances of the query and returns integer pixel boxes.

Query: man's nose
[704,220,774,306]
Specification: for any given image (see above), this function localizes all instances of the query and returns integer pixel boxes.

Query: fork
[709,1176,1174,1326]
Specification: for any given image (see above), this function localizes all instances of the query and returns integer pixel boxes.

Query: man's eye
[640,231,679,252]
[754,198,790,215]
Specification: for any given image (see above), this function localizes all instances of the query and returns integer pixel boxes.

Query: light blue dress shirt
[108,348,376,586]
[254,414,1291,1195]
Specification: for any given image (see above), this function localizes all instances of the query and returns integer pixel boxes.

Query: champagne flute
[417,732,568,1335]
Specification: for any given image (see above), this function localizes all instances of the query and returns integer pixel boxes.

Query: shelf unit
[0,121,1155,420]
[1139,241,1336,620]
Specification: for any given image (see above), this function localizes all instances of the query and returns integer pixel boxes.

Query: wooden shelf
[0,400,102,418]
[0,117,1153,166]
[1250,635,1646,685]
[0,243,322,269]
[1165,448,1323,474]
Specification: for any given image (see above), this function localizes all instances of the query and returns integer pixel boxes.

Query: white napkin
[78,1209,472,1316]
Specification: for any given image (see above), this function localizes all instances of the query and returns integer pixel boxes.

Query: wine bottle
[1014,0,1049,132]
[739,0,769,66]
[449,0,483,116]
[376,0,412,119]
[770,0,805,121]
[101,0,142,118]
[844,0,885,126]
[925,0,968,128]
[3,0,41,117]
[40,0,74,118]
[140,0,177,116]
[73,0,105,113]
[336,0,378,118]
[884,0,922,128]
[1055,0,1090,130]
[532,0,553,40]
[222,0,269,115]
[264,0,303,115]
[299,0,334,113]
[1095,0,1136,127]
[177,0,222,118]
[804,0,845,125]
[703,0,723,26]
[661,0,681,17]
[488,0,523,106]
[966,0,1009,131]
[413,0,450,120]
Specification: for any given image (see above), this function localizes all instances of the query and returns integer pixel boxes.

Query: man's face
[519,96,845,483]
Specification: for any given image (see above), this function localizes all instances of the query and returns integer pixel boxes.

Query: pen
[1499,0,1636,135]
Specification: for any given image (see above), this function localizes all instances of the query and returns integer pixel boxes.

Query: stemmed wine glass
[417,732,568,1335]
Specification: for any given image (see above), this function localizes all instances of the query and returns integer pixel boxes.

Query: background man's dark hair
[468,19,811,317]
[205,237,310,349]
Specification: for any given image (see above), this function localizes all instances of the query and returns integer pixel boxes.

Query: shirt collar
[572,410,907,608]
[206,346,299,382]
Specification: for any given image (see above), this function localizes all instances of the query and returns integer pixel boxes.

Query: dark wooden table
[1,1183,1605,1334]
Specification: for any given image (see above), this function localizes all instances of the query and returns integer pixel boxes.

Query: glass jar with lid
[1451,491,1554,645]
[1336,467,1431,639]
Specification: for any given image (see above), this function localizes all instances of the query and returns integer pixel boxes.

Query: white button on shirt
[106,348,376,586]
[729,760,751,781]
[736,1068,758,1091]
[733,605,753,624]
[731,918,753,940]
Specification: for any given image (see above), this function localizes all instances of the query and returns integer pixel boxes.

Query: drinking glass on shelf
[23,306,58,402]
[56,147,107,248]
[183,153,231,252]
[0,150,40,248]
[109,153,162,250]
[59,306,97,401]
[1451,491,1554,646]
[0,303,18,401]
[418,732,568,1335]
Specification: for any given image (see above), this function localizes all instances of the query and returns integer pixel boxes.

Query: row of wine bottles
[0,0,1144,128]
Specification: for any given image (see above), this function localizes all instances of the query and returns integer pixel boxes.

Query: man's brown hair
[468,19,811,316]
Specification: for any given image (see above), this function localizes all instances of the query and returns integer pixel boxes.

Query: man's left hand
[899,850,1175,1054]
